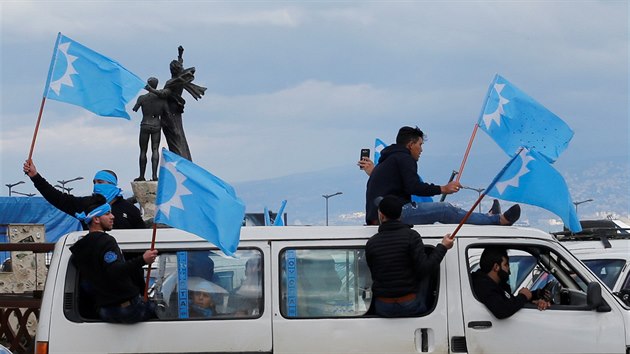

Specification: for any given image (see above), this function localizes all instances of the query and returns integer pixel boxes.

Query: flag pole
[455,123,479,183]
[27,97,48,161]
[449,148,523,239]
[449,192,486,239]
[143,223,158,301]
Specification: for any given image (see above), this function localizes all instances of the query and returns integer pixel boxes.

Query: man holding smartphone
[363,126,520,226]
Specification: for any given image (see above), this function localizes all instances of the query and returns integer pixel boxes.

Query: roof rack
[552,228,630,249]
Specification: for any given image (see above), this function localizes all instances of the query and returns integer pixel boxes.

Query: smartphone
[359,148,370,169]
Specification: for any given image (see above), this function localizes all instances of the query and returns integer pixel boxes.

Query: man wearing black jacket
[23,159,145,229]
[365,195,454,317]
[364,126,520,226]
[70,195,157,323]
[472,247,550,319]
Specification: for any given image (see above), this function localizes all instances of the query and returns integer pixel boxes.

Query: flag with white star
[477,74,574,163]
[485,147,581,232]
[155,149,246,256]
[43,32,145,119]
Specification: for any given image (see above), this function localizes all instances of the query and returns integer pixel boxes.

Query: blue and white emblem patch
[104,251,118,263]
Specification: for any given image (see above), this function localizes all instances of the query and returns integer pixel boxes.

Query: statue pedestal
[130,181,158,221]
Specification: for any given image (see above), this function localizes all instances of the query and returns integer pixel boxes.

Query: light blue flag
[263,207,271,226]
[155,149,246,256]
[375,138,433,203]
[485,148,582,232]
[478,74,574,162]
[44,32,145,119]
[374,138,387,164]
[273,200,287,226]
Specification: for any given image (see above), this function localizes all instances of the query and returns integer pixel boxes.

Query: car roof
[60,224,555,246]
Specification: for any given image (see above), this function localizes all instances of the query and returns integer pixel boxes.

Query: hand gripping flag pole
[144,223,159,301]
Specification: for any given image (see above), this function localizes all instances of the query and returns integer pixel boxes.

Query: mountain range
[234,155,629,232]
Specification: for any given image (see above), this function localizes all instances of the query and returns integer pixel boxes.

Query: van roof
[60,224,554,246]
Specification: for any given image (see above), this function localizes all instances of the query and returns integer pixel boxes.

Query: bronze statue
[145,46,206,161]
[133,77,169,181]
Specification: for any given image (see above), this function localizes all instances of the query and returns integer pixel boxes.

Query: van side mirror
[587,282,610,312]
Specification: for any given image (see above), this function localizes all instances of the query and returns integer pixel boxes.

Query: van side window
[65,248,263,322]
[279,248,372,318]
[152,249,263,319]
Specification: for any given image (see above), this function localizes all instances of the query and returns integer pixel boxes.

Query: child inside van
[188,277,226,318]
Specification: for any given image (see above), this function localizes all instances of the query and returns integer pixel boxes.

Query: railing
[0,243,54,354]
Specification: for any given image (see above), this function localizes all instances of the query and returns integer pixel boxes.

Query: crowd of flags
[38,32,584,253]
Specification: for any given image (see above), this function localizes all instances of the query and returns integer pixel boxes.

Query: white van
[35,225,630,354]
[557,219,630,304]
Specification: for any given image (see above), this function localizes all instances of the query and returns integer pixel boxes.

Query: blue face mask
[190,303,214,317]
[93,183,121,203]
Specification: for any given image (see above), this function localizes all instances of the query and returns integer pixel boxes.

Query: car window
[581,259,625,290]
[152,249,263,319]
[279,248,373,318]
[469,245,593,310]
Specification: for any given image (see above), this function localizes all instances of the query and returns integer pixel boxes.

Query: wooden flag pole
[455,123,480,183]
[27,97,47,161]
[143,223,158,301]
[449,192,486,239]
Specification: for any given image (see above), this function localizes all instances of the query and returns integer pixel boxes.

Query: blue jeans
[401,202,500,225]
[374,277,432,317]
[99,295,156,324]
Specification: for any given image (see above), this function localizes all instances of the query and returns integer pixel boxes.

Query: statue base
[130,181,158,221]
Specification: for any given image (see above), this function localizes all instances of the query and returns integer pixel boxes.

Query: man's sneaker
[503,204,521,226]
[488,199,501,215]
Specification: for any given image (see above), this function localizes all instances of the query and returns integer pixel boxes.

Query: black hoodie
[365,144,441,224]
[70,231,146,307]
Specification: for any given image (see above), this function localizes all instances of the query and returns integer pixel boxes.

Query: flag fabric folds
[155,149,246,256]
[477,74,574,163]
[485,148,582,232]
[44,32,145,119]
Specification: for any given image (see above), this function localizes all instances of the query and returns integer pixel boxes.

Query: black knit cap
[376,195,404,220]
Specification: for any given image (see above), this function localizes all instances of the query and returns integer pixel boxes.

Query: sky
[1,1,628,212]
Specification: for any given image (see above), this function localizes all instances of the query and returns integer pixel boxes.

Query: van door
[271,239,449,353]
[458,239,627,354]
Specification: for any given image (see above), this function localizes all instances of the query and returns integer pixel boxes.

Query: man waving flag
[478,74,574,163]
[155,149,246,256]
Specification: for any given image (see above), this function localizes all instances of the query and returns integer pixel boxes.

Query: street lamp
[11,191,35,197]
[57,176,83,193]
[322,192,343,226]
[573,198,594,214]
[5,181,25,196]
[54,185,74,194]
[461,185,485,213]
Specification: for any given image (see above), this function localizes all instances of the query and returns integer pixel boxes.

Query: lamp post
[461,185,485,213]
[54,185,74,194]
[11,191,35,197]
[573,198,594,214]
[5,181,25,196]
[57,176,83,193]
[322,192,343,226]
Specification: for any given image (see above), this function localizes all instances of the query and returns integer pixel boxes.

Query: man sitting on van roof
[472,247,550,319]
[70,194,158,323]
[365,195,454,317]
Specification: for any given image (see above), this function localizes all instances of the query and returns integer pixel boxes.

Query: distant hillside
[234,156,629,232]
